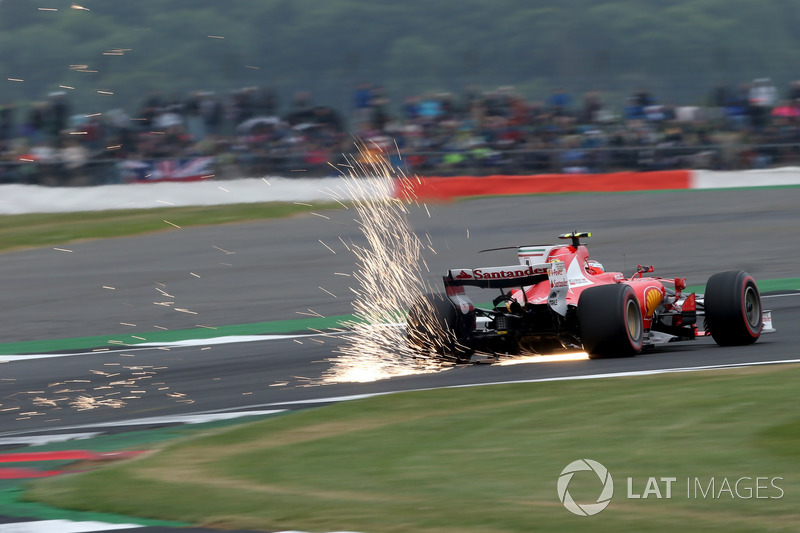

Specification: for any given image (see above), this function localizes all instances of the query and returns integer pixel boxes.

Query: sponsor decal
[472,266,548,280]
[549,260,568,288]
[455,270,473,279]
[566,258,594,288]
[644,286,664,317]
[518,247,547,257]
[548,291,561,307]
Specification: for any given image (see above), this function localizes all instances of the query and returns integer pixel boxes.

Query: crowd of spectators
[2,77,800,185]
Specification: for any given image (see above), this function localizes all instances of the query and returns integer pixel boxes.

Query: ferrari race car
[407,232,774,362]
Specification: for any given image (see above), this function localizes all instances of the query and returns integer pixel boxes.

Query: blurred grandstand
[1,80,799,186]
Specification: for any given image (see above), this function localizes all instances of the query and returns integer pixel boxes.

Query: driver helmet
[586,259,605,274]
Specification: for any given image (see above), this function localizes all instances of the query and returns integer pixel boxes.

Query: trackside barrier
[393,168,800,201]
[691,167,800,189]
[395,171,692,201]
[0,177,392,215]
[2,169,800,215]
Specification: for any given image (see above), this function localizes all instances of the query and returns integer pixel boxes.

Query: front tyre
[407,292,474,363]
[704,270,762,346]
[578,284,644,358]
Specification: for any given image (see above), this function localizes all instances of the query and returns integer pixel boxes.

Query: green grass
[26,364,800,532]
[0,202,338,253]
[0,314,355,355]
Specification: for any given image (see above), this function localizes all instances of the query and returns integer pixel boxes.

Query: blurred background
[1,0,800,184]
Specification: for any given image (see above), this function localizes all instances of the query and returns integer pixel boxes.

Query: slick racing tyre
[704,270,762,346]
[407,292,474,363]
[578,284,644,359]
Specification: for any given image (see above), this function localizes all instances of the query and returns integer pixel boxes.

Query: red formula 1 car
[407,232,774,362]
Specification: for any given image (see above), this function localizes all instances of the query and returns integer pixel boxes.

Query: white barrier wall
[0,177,394,215]
[691,167,800,190]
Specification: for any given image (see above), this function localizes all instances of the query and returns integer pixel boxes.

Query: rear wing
[444,263,550,290]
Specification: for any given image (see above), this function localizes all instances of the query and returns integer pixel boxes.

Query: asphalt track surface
[1,186,799,441]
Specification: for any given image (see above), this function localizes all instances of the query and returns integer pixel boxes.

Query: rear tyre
[407,292,474,363]
[578,284,644,359]
[704,270,762,346]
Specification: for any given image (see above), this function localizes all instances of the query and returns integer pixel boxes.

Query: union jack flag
[119,157,215,182]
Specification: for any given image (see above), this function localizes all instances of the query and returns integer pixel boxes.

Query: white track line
[199,357,800,410]
[0,410,286,440]
[0,432,101,447]
[0,520,142,532]
[0,333,349,362]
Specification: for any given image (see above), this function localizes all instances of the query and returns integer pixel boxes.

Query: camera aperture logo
[557,459,614,516]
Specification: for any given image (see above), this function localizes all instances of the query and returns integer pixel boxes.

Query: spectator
[547,87,572,116]
[200,92,225,136]
[0,102,14,141]
[312,105,344,133]
[624,88,656,120]
[77,115,104,153]
[722,84,751,129]
[46,92,71,141]
[254,86,278,116]
[23,103,47,144]
[368,85,391,131]
[285,91,315,125]
[580,91,604,124]
[786,81,800,109]
[748,78,778,131]
[417,94,443,121]
[183,91,206,141]
[60,136,89,182]
[352,82,373,127]
[771,101,799,119]
[139,91,163,128]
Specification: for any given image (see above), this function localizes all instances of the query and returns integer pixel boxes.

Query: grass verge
[0,314,353,355]
[26,364,800,532]
[0,202,338,253]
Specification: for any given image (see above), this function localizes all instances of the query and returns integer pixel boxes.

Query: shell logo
[644,286,663,318]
